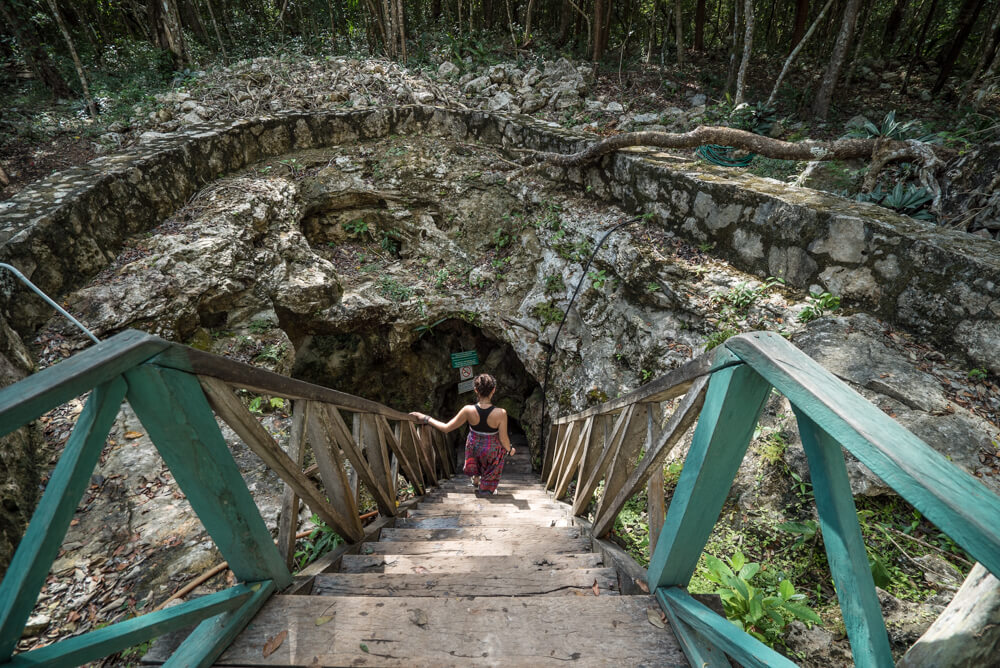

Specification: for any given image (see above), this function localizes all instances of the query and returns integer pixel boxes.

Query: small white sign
[459,365,474,380]
[458,379,475,394]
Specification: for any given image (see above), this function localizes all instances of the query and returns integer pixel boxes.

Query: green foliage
[248,395,285,414]
[776,519,819,550]
[434,268,450,288]
[704,551,822,647]
[414,317,447,339]
[380,229,402,255]
[729,102,778,136]
[856,182,935,221]
[704,326,738,350]
[294,515,344,571]
[254,342,287,364]
[343,219,370,237]
[248,319,274,334]
[797,291,841,322]
[492,227,512,250]
[968,368,988,380]
[845,110,928,141]
[588,269,608,289]
[646,281,661,293]
[378,276,414,302]
[759,431,789,465]
[544,273,566,294]
[532,301,565,326]
[612,492,651,566]
[748,156,803,182]
[586,388,609,404]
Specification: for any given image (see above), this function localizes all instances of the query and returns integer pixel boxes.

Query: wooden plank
[395,516,576,528]
[340,552,604,574]
[151,344,417,422]
[360,536,592,556]
[310,568,620,597]
[4,582,255,667]
[125,365,291,588]
[572,415,606,511]
[409,422,437,486]
[552,351,717,425]
[163,580,275,668]
[591,408,647,530]
[396,419,425,493]
[593,376,710,538]
[795,409,893,666]
[306,403,365,542]
[661,604,733,668]
[277,401,308,570]
[0,330,164,440]
[197,376,354,543]
[359,413,395,506]
[572,406,633,515]
[658,586,795,668]
[417,499,567,511]
[0,378,127,659]
[380,526,584,542]
[647,360,771,589]
[647,404,666,555]
[378,415,423,496]
[320,404,396,517]
[215,595,687,666]
[431,428,453,476]
[545,420,576,490]
[727,331,1000,577]
[541,422,565,482]
[553,417,593,500]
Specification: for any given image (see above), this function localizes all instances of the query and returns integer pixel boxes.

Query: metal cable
[695,144,754,167]
[0,263,101,344]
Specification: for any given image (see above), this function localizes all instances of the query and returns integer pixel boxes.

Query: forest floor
[2,42,994,202]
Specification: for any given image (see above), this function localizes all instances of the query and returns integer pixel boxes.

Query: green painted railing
[0,329,445,667]
[546,331,1000,668]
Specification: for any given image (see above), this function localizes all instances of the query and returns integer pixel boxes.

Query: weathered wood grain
[305,403,364,543]
[572,407,634,516]
[309,568,620,597]
[591,407,646,530]
[395,516,576,528]
[379,527,584,542]
[277,401,309,569]
[339,553,604,574]
[554,417,592,500]
[360,536,592,556]
[214,595,687,666]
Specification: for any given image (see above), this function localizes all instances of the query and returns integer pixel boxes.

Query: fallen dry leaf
[412,565,428,574]
[262,630,287,657]
[315,615,334,626]
[634,578,649,593]
[646,608,665,629]
[592,579,600,596]
[124,431,143,440]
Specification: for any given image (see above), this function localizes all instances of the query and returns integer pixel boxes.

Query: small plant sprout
[797,291,841,323]
[968,368,988,381]
[589,269,608,290]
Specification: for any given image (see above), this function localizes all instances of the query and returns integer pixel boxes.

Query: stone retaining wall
[1,105,998,372]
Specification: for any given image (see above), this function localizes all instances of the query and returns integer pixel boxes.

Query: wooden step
[405,506,572,518]
[358,535,591,556]
[214,595,686,666]
[308,567,619,597]
[418,498,567,510]
[379,527,583,542]
[428,491,555,501]
[395,516,576,528]
[340,553,604,574]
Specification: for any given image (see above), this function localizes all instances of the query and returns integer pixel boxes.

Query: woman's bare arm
[498,410,515,455]
[409,406,471,433]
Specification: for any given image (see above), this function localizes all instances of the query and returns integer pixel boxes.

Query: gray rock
[520,94,547,114]
[489,91,518,112]
[544,58,577,80]
[179,100,198,112]
[605,101,624,113]
[633,112,661,124]
[458,72,476,86]
[488,65,506,83]
[689,93,707,107]
[522,68,542,87]
[845,114,870,131]
[412,90,435,104]
[437,61,460,78]
[463,75,491,94]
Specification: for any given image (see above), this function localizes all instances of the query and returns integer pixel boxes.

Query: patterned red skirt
[463,430,505,493]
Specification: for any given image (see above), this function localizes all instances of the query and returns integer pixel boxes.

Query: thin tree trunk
[932,0,987,94]
[902,0,939,93]
[811,0,861,120]
[204,0,228,58]
[883,0,909,50]
[960,0,1000,103]
[734,0,754,105]
[0,0,73,98]
[557,0,572,45]
[593,0,605,62]
[674,0,684,65]
[523,0,536,42]
[725,0,742,94]
[791,0,809,48]
[844,0,873,84]
[694,0,705,50]
[45,0,98,117]
[972,41,1000,107]
[767,0,835,107]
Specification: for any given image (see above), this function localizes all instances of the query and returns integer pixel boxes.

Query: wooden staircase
[209,454,687,666]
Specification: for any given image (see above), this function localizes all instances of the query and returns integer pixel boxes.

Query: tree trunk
[844,0,873,84]
[0,0,72,98]
[725,0,742,95]
[791,0,809,48]
[149,0,192,68]
[901,0,940,93]
[674,0,684,65]
[767,0,835,107]
[557,0,572,45]
[204,0,228,58]
[523,0,536,42]
[431,0,441,19]
[694,0,705,50]
[45,0,98,117]
[883,0,909,50]
[932,0,987,94]
[811,0,861,120]
[180,0,210,42]
[960,0,1000,103]
[734,0,754,105]
[593,0,605,62]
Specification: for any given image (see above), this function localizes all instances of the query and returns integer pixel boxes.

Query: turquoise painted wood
[0,377,128,660]
[794,409,893,667]
[647,361,772,589]
[661,599,732,668]
[658,587,796,668]
[164,579,275,667]
[3,584,256,667]
[124,364,291,589]
[0,330,165,439]
[726,332,1000,577]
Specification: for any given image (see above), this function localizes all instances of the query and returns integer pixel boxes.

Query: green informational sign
[450,350,479,368]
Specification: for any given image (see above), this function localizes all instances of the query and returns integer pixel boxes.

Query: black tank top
[472,404,499,434]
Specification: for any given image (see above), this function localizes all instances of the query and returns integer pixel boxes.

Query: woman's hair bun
[473,373,496,398]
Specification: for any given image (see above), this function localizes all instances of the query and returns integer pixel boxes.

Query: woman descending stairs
[210,454,687,666]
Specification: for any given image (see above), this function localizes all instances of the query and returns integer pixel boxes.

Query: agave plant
[856,182,935,221]
[845,110,938,142]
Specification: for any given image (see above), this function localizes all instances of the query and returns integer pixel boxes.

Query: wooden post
[277,400,309,569]
[646,403,665,555]
[647,361,771,590]
[573,406,634,516]
[306,407,365,542]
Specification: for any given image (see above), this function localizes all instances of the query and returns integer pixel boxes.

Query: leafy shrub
[378,276,413,302]
[797,291,841,322]
[532,301,565,326]
[294,515,344,570]
[844,110,932,141]
[704,551,821,647]
[544,273,566,294]
[855,183,935,222]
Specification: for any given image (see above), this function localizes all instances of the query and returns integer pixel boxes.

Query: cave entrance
[291,318,544,468]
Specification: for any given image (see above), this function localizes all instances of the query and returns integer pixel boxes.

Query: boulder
[437,61,460,78]
[689,93,707,106]
[462,75,492,95]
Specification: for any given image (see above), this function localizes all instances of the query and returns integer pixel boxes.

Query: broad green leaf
[748,595,764,622]
[739,563,760,581]
[731,576,750,600]
[783,602,823,625]
[779,578,795,601]
[730,551,746,572]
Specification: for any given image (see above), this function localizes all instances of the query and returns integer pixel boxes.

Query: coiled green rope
[696,144,754,167]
